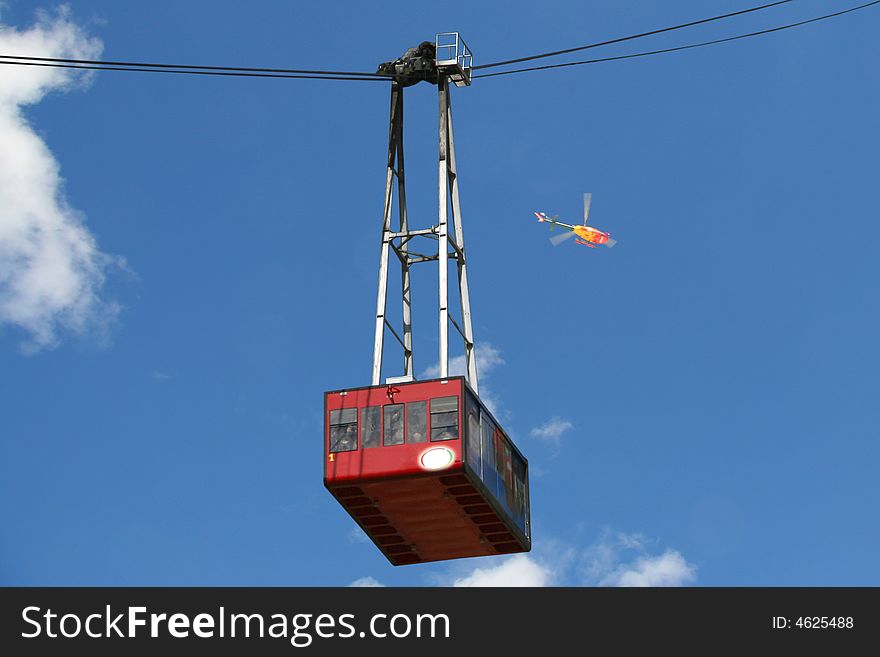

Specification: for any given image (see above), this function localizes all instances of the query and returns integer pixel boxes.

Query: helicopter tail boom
[534,212,575,230]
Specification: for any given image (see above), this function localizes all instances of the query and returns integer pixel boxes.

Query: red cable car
[324,376,531,566]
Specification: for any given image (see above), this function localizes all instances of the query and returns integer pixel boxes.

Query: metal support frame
[371,75,479,393]
[372,82,412,385]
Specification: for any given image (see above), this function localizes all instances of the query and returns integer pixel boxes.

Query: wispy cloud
[0,7,122,352]
[530,417,573,446]
[452,554,555,587]
[421,343,504,380]
[349,576,385,587]
[598,550,696,587]
[582,531,696,587]
[421,343,505,416]
[442,531,695,587]
[347,526,370,544]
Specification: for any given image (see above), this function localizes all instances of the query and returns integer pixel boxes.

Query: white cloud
[530,417,573,445]
[599,550,696,587]
[349,576,385,587]
[421,342,504,380]
[473,386,503,419]
[347,526,370,544]
[452,554,554,587]
[421,343,505,416]
[0,8,122,352]
[582,531,697,587]
[442,531,696,588]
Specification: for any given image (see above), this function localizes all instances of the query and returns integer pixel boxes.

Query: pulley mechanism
[377,33,472,87]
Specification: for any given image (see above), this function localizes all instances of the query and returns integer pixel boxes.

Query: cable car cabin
[324,377,530,566]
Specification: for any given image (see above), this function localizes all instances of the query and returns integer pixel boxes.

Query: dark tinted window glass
[362,406,381,448]
[430,396,459,441]
[481,413,496,474]
[384,404,405,446]
[489,430,507,502]
[432,411,457,427]
[407,401,427,443]
[480,413,499,497]
[332,408,357,424]
[431,397,458,413]
[494,430,505,495]
[431,426,457,441]
[512,451,528,535]
[467,410,481,474]
[502,441,514,510]
[329,408,357,452]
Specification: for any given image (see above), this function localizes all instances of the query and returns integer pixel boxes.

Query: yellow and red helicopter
[534,193,616,249]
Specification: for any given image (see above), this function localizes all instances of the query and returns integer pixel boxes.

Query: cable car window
[430,396,459,441]
[361,406,381,449]
[432,396,457,413]
[502,441,514,512]
[329,408,358,452]
[465,392,481,474]
[480,413,498,495]
[512,451,527,534]
[407,401,427,443]
[384,404,405,446]
[467,413,481,468]
[493,430,506,500]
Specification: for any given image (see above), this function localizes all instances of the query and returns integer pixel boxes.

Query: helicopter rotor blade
[550,230,577,246]
[583,193,593,226]
[605,237,617,248]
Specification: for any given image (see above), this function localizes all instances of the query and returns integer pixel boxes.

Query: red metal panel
[325,379,463,483]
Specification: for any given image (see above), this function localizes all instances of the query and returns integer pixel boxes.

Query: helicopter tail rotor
[535,212,560,230]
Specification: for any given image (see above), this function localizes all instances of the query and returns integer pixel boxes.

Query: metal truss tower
[371,34,479,393]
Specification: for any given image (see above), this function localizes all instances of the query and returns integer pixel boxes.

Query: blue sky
[1,0,878,586]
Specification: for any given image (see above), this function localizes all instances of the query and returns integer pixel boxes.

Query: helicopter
[534,193,616,249]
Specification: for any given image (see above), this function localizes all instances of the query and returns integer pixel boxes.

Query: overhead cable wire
[0,53,391,78]
[475,0,797,70]
[475,0,880,79]
[0,59,389,82]
[1,1,875,84]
